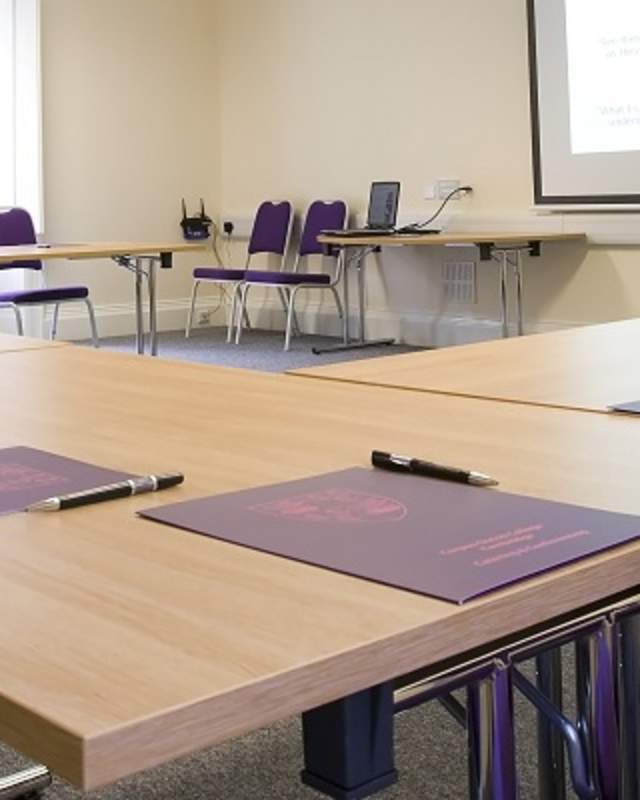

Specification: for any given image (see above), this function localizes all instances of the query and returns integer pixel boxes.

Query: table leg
[498,252,509,339]
[617,612,640,799]
[514,251,524,337]
[0,765,51,799]
[356,251,366,342]
[313,247,394,354]
[134,258,145,355]
[301,682,398,799]
[147,258,158,356]
[342,248,350,345]
[536,649,566,800]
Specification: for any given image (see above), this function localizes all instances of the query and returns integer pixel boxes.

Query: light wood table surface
[2,345,640,790]
[317,231,585,249]
[0,241,204,264]
[0,333,68,354]
[289,318,640,414]
[0,242,206,356]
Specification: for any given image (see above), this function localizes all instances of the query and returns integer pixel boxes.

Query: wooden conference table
[0,332,68,354]
[0,241,205,356]
[2,344,640,797]
[290,317,640,415]
[317,231,585,353]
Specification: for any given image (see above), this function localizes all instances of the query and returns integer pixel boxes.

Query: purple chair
[0,208,98,345]
[185,200,293,343]
[235,200,347,350]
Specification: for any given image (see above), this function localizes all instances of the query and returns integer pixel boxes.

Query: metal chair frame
[186,201,294,343]
[235,201,348,350]
[0,296,98,347]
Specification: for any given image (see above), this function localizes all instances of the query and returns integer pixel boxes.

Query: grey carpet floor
[78,327,422,372]
[19,329,576,798]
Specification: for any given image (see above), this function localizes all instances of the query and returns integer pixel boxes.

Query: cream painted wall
[40,0,220,337]
[35,0,640,343]
[217,0,640,342]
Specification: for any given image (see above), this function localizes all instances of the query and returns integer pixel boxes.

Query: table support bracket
[313,246,395,355]
[301,682,398,799]
[112,254,163,356]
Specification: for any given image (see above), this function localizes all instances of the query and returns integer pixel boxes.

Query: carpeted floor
[16,327,576,798]
[78,327,422,372]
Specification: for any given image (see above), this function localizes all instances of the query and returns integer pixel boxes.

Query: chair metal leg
[536,650,566,800]
[575,626,619,800]
[226,284,239,343]
[11,305,24,336]
[276,287,301,336]
[186,281,199,339]
[242,303,251,329]
[617,611,640,799]
[50,304,60,340]
[227,284,250,343]
[331,286,344,320]
[235,284,250,344]
[284,286,301,351]
[85,299,99,348]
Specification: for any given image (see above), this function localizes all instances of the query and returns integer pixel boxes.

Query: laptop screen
[367,182,400,228]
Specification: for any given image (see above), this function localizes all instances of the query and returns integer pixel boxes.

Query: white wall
[39,0,220,338]
[216,0,640,344]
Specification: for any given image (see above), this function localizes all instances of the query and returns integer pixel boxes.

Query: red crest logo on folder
[249,488,407,524]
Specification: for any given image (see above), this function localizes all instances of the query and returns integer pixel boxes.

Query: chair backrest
[248,201,293,258]
[0,207,42,271]
[299,200,347,257]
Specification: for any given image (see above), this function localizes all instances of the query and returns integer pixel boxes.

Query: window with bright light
[0,0,42,229]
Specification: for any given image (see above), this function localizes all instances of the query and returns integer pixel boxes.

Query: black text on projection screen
[528,0,640,205]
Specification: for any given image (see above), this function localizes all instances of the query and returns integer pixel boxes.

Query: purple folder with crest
[140,467,640,603]
[0,446,135,515]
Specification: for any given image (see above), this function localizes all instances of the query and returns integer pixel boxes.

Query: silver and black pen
[26,472,184,512]
[371,450,498,487]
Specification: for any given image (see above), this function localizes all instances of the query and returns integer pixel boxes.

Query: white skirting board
[0,296,585,348]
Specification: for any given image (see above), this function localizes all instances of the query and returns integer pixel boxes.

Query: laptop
[324,181,400,237]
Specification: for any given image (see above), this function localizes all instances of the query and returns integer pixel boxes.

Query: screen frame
[367,181,401,228]
[527,0,640,207]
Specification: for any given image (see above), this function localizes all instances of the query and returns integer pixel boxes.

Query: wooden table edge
[285,369,611,415]
[9,539,640,790]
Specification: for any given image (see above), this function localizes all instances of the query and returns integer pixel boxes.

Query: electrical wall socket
[437,179,462,199]
[220,215,253,238]
[424,183,437,200]
[198,310,212,326]
[424,180,465,200]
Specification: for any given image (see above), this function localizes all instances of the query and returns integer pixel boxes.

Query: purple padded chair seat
[0,286,88,304]
[243,270,330,285]
[193,267,246,281]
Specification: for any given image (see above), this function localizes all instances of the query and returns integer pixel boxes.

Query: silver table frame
[113,252,171,356]
[314,239,541,354]
[0,765,51,799]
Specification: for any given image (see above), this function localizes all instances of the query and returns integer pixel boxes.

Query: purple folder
[0,446,135,515]
[140,467,640,604]
[609,401,640,414]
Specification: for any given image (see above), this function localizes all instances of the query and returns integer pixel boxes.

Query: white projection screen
[528,0,640,206]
